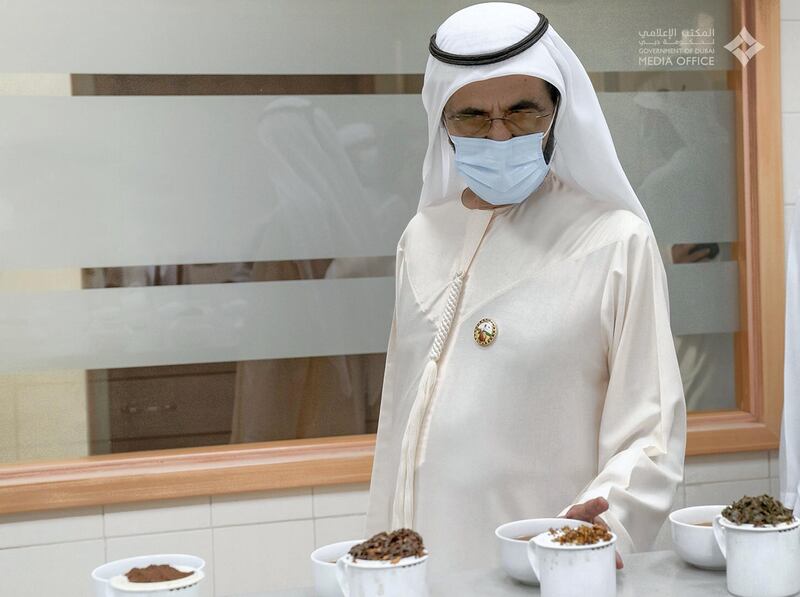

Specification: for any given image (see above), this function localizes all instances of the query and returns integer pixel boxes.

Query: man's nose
[486,118,513,141]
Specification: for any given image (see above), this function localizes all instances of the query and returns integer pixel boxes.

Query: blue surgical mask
[450,122,554,206]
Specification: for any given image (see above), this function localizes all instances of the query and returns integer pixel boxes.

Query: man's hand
[563,497,624,569]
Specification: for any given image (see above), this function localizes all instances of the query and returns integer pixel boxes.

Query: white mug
[311,540,363,597]
[495,518,590,585]
[527,530,616,597]
[712,514,800,597]
[336,553,429,597]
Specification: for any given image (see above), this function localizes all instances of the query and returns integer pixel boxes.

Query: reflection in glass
[602,85,740,412]
[86,355,384,455]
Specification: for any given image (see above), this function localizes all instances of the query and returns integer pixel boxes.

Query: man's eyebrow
[507,99,547,112]
[448,99,548,116]
[449,106,489,116]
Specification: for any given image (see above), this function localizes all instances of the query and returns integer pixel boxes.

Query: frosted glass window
[0,0,743,463]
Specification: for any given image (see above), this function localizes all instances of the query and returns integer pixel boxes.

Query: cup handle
[526,540,540,580]
[712,515,727,560]
[335,556,351,597]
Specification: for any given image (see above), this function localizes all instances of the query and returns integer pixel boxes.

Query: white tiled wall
[0,484,370,597]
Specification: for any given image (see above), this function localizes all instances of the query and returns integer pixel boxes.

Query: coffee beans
[722,495,795,526]
[548,524,612,545]
[349,528,426,563]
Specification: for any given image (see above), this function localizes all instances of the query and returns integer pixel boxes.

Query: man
[366,3,686,573]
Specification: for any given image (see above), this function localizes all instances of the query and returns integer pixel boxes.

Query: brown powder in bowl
[548,524,613,546]
[349,529,426,564]
[125,564,193,583]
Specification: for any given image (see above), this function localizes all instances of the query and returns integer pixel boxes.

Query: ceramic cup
[495,518,590,584]
[669,505,726,570]
[527,529,617,597]
[336,553,429,597]
[713,514,800,597]
[91,554,205,597]
[310,540,362,597]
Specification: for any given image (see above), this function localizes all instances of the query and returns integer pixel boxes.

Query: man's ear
[544,130,555,163]
[543,83,560,164]
[543,113,557,163]
[441,115,456,151]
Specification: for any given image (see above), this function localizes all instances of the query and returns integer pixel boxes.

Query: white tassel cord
[392,272,464,529]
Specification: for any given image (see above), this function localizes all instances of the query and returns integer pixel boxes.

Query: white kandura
[367,171,686,573]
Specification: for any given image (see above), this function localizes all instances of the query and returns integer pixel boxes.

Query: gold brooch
[474,318,497,347]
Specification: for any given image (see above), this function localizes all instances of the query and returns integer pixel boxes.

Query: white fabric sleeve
[558,223,687,553]
[365,242,405,535]
[780,205,800,514]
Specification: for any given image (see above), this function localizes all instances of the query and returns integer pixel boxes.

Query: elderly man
[366,2,686,573]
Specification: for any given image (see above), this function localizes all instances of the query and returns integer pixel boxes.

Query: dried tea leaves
[722,495,795,527]
[548,524,613,546]
[349,528,426,564]
[125,564,193,583]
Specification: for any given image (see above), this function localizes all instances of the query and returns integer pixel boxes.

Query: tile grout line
[311,486,317,548]
[209,496,219,597]
[104,525,216,541]
[98,513,365,541]
[102,504,108,561]
[0,536,105,552]
[683,475,773,487]
[312,512,368,521]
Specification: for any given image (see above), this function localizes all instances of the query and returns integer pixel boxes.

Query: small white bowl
[495,518,590,584]
[669,505,726,570]
[310,539,363,597]
[91,554,205,597]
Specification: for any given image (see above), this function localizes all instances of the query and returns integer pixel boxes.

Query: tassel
[392,272,464,529]
[392,358,439,528]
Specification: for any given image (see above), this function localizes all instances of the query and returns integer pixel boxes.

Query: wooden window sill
[0,435,375,515]
[0,421,780,516]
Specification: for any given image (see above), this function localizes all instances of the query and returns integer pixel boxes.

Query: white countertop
[233,550,731,596]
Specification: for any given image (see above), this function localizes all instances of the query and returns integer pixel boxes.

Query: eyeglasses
[444,107,555,137]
